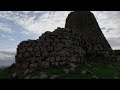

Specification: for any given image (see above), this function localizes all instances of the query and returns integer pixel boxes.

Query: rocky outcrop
[15,11,116,69]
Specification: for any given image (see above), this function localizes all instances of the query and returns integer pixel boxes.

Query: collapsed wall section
[15,28,86,69]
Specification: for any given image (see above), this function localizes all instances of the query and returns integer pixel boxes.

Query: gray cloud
[92,11,120,37]
[106,28,115,33]
[101,27,106,30]
[107,37,120,50]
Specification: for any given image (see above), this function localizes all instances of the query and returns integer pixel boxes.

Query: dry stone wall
[15,28,86,69]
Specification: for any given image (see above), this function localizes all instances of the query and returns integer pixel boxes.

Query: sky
[0,11,120,66]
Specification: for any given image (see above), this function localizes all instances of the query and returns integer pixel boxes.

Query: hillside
[0,61,120,79]
[0,51,15,66]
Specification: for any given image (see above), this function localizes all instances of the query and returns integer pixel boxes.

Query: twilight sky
[0,11,120,66]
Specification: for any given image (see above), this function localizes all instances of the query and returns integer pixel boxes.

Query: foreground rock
[92,75,99,79]
[24,75,31,79]
[12,73,17,78]
[63,69,70,74]
[69,63,76,68]
[39,74,49,79]
[81,70,87,75]
[49,75,59,79]
[24,69,30,75]
[31,76,40,79]
[70,68,75,72]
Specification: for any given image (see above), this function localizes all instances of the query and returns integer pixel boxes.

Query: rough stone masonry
[65,11,115,61]
[15,11,116,69]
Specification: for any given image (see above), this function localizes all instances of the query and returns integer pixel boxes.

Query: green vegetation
[1,62,120,79]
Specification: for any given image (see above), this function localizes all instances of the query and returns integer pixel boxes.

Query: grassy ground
[1,62,120,79]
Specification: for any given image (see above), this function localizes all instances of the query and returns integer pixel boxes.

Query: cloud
[0,51,15,55]
[0,23,13,33]
[1,34,6,38]
[91,11,120,50]
[14,11,71,36]
[0,53,14,60]
[0,51,15,66]
[0,47,16,52]
[107,37,120,50]
[92,11,120,38]
[0,33,15,41]
[9,38,15,41]
[0,11,71,36]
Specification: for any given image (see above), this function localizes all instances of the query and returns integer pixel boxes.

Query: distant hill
[0,51,15,66]
[0,66,7,69]
[0,51,15,55]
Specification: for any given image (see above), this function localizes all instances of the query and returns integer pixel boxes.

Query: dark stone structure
[15,11,115,69]
[15,28,86,69]
[65,11,114,61]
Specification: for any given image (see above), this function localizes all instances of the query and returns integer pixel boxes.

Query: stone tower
[65,11,114,61]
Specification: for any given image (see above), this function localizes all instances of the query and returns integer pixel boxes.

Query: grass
[1,61,120,79]
[0,69,11,79]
